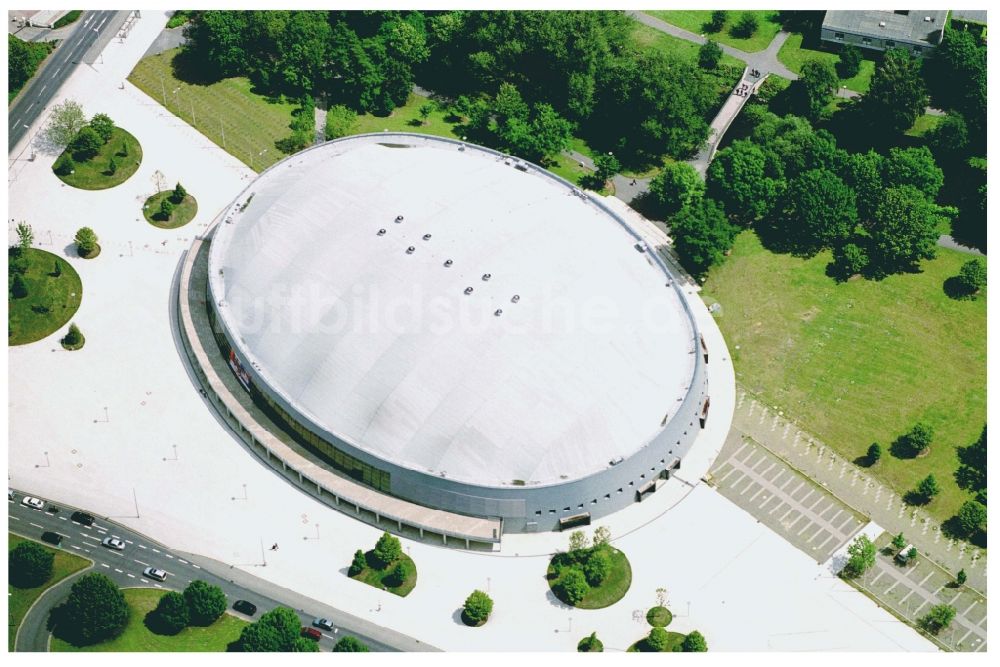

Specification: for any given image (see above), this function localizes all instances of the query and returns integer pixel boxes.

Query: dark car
[233,600,257,616]
[71,511,95,526]
[301,627,322,641]
[41,531,63,546]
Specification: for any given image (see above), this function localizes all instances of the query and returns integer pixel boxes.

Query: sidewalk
[732,386,986,594]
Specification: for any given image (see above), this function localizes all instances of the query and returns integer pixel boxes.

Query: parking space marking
[804,525,826,544]
[870,570,886,586]
[963,600,979,616]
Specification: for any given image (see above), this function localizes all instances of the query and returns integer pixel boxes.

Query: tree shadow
[889,433,920,459]
[902,491,928,506]
[626,191,667,223]
[406,118,424,127]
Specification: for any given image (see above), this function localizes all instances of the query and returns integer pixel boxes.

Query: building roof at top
[208,134,697,488]
[822,9,947,44]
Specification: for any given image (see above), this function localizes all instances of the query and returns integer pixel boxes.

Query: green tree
[592,153,620,183]
[796,59,838,121]
[842,534,876,577]
[842,150,884,222]
[926,113,969,160]
[333,635,370,652]
[53,154,75,176]
[907,546,918,562]
[8,34,49,92]
[868,187,939,275]
[349,549,367,576]
[53,259,62,277]
[955,257,986,296]
[172,182,187,203]
[956,569,967,586]
[120,139,129,157]
[43,99,87,149]
[707,140,783,225]
[867,442,882,465]
[55,573,129,645]
[883,147,944,201]
[706,10,727,33]
[837,44,862,79]
[592,525,611,547]
[895,422,934,458]
[924,30,986,140]
[917,474,940,502]
[920,604,956,634]
[731,12,759,39]
[11,273,29,299]
[568,530,589,554]
[583,548,612,586]
[682,630,708,652]
[9,540,55,587]
[239,606,301,651]
[698,40,723,69]
[324,104,357,140]
[649,161,705,216]
[463,589,493,625]
[891,532,907,550]
[184,580,227,626]
[15,221,33,254]
[69,126,103,161]
[955,500,986,538]
[670,197,738,277]
[646,626,669,652]
[418,102,434,125]
[89,113,115,143]
[107,155,117,175]
[159,198,175,221]
[772,168,857,255]
[75,227,98,256]
[372,531,402,568]
[385,561,408,588]
[558,568,590,605]
[152,591,190,635]
[862,48,928,134]
[63,323,83,346]
[578,631,604,652]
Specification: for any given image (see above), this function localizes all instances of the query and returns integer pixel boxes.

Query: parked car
[21,496,44,510]
[102,537,125,550]
[41,531,63,546]
[313,618,334,631]
[143,567,167,581]
[70,511,95,526]
[895,544,916,565]
[301,627,322,641]
[233,600,257,616]
[8,489,14,501]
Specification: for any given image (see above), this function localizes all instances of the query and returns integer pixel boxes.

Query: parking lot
[708,432,868,563]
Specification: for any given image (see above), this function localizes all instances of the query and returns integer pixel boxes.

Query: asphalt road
[9,490,432,652]
[8,10,120,154]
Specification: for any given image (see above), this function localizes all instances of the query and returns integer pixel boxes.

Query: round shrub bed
[61,332,85,351]
[646,606,673,627]
[143,191,198,229]
[8,248,82,345]
[628,630,686,653]
[547,546,632,610]
[77,243,101,259]
[54,127,143,190]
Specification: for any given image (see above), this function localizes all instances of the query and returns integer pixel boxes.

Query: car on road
[71,511,95,526]
[8,489,13,501]
[313,618,334,631]
[143,567,167,581]
[41,531,63,546]
[21,496,44,510]
[233,600,257,616]
[301,627,322,641]
[102,537,125,550]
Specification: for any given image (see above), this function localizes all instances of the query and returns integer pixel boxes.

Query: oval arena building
[197,133,710,539]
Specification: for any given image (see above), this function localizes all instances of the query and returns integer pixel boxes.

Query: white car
[102,537,125,550]
[313,618,334,631]
[143,567,167,581]
[21,496,44,510]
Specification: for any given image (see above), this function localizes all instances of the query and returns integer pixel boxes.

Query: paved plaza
[709,432,867,563]
[7,10,938,653]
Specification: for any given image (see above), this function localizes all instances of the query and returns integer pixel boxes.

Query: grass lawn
[548,547,632,610]
[628,631,686,652]
[51,588,249,652]
[701,232,986,522]
[8,534,91,651]
[53,10,82,29]
[350,552,417,597]
[905,113,944,139]
[778,32,876,94]
[645,9,782,52]
[8,248,83,345]
[646,606,673,627]
[143,191,198,229]
[54,126,142,190]
[128,48,298,172]
[631,23,744,69]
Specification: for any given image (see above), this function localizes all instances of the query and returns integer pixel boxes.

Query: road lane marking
[140,578,149,583]
[59,516,67,521]
[178,559,188,565]
[97,16,108,30]
[125,540,134,545]
[71,545,81,550]
[29,522,43,529]
[53,66,61,75]
[154,583,163,589]
[80,533,100,541]
[126,573,135,578]
[137,544,147,550]
[152,548,160,553]
[39,84,46,92]
[134,559,149,566]
[164,553,174,559]
[26,102,34,111]
[100,563,110,568]
[191,564,201,569]
[8,515,20,521]
[114,568,123,573]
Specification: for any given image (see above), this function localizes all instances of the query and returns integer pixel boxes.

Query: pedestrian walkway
[732,386,987,594]
[851,532,987,652]
[688,69,767,176]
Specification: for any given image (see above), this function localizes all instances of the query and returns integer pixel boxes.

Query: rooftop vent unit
[444,259,453,267]
[422,233,432,240]
[924,16,932,22]
[879,21,886,27]
[494,309,503,316]
[395,215,404,223]
[482,273,492,281]
[609,456,624,466]
[377,228,386,236]
[464,286,474,295]
[511,294,520,303]
[406,246,415,254]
